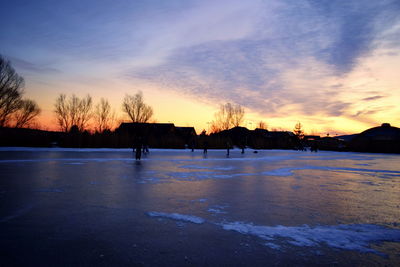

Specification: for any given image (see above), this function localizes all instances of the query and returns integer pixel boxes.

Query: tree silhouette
[13,99,41,128]
[122,91,153,123]
[293,122,304,139]
[0,55,40,127]
[257,121,267,130]
[210,103,245,132]
[231,104,245,127]
[94,98,115,132]
[54,94,92,132]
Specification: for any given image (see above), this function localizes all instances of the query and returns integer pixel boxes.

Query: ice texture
[147,212,205,224]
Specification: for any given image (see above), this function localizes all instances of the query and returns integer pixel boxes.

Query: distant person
[190,139,195,152]
[142,137,149,154]
[142,144,149,154]
[310,143,318,152]
[226,140,231,156]
[203,140,208,154]
[135,138,143,160]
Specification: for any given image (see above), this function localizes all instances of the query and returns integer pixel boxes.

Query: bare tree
[210,103,245,132]
[75,95,92,131]
[210,123,222,134]
[54,94,70,132]
[13,99,41,128]
[122,91,153,123]
[54,94,93,132]
[231,104,244,127]
[293,122,304,139]
[94,98,115,132]
[257,121,267,130]
[0,55,24,127]
[0,55,41,128]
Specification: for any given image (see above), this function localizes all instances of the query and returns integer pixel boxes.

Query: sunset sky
[1,0,399,135]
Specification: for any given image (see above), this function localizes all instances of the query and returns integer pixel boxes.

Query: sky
[1,0,400,135]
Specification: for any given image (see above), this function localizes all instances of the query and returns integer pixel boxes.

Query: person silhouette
[226,140,231,156]
[135,137,143,160]
[203,140,208,154]
[190,139,195,152]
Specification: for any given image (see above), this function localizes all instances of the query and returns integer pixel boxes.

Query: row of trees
[209,103,267,133]
[0,55,41,128]
[209,102,305,137]
[1,54,155,133]
[54,91,154,133]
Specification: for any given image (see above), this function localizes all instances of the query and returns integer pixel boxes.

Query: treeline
[0,125,299,149]
[53,92,154,133]
[0,127,186,148]
[0,54,157,133]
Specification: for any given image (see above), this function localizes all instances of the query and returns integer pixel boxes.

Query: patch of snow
[220,222,400,254]
[207,208,227,214]
[147,211,205,224]
[191,198,207,203]
[262,168,295,176]
[264,242,282,250]
[181,165,234,171]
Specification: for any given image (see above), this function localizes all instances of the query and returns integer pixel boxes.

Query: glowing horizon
[1,0,399,135]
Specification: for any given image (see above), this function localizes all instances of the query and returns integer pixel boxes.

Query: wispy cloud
[8,56,60,74]
[362,95,385,101]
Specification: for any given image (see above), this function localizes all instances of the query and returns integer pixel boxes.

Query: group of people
[133,137,250,161]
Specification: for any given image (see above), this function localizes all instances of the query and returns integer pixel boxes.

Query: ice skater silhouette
[135,137,143,160]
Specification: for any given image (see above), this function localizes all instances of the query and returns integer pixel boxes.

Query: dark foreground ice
[0,148,399,266]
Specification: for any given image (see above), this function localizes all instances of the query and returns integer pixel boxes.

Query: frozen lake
[0,148,399,266]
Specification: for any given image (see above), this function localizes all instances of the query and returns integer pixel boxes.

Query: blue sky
[1,0,400,133]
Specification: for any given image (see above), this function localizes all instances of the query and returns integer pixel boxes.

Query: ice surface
[221,222,400,253]
[0,204,34,223]
[147,212,205,224]
[1,148,399,264]
[35,188,64,193]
